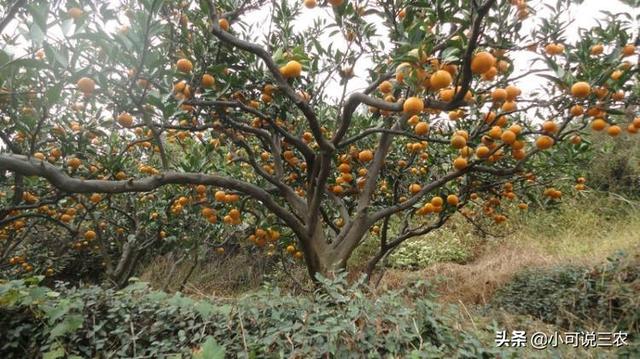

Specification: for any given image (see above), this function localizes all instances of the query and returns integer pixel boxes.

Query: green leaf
[194,336,225,359]
[49,314,84,338]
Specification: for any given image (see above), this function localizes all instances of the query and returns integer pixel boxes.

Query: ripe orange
[409,183,422,194]
[633,117,640,129]
[218,18,230,31]
[439,88,454,101]
[195,184,207,194]
[89,193,102,203]
[535,135,554,150]
[430,70,452,90]
[280,60,303,78]
[60,214,72,223]
[176,58,193,73]
[591,118,607,131]
[542,120,558,133]
[505,85,521,101]
[470,51,495,74]
[68,7,84,19]
[501,101,517,112]
[447,194,459,206]
[431,196,444,207]
[590,44,604,56]
[476,146,490,158]
[403,97,424,115]
[67,157,82,169]
[627,124,638,134]
[512,149,525,160]
[77,77,95,96]
[358,150,374,162]
[501,130,516,144]
[215,191,227,202]
[622,44,635,56]
[229,208,241,221]
[450,135,466,149]
[117,112,134,127]
[115,171,127,180]
[201,74,215,88]
[607,125,621,137]
[570,105,583,117]
[491,88,507,102]
[84,230,96,240]
[570,135,582,144]
[518,203,529,210]
[571,82,590,98]
[610,70,623,81]
[414,122,429,135]
[453,157,467,170]
[489,126,502,139]
[304,0,317,8]
[378,80,393,93]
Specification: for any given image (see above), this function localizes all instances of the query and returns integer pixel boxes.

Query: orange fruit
[570,105,583,117]
[84,230,96,240]
[505,85,521,101]
[176,58,193,73]
[201,74,215,88]
[378,80,393,93]
[218,18,230,31]
[622,44,635,56]
[610,70,623,81]
[501,130,516,144]
[89,193,102,203]
[476,146,490,158]
[607,125,621,137]
[450,135,467,149]
[491,88,507,102]
[542,120,558,133]
[358,150,374,162]
[68,7,84,19]
[633,117,640,129]
[409,183,422,194]
[215,191,227,202]
[518,203,529,210]
[431,196,444,207]
[571,82,590,98]
[117,112,134,127]
[328,0,343,5]
[570,135,582,144]
[501,101,517,112]
[304,0,317,8]
[195,184,207,194]
[591,118,607,131]
[535,135,554,150]
[403,97,424,115]
[446,194,459,206]
[76,77,95,96]
[439,88,454,101]
[470,51,495,74]
[414,122,429,135]
[590,44,604,55]
[280,60,303,78]
[430,70,452,89]
[67,157,82,169]
[453,157,468,170]
[115,171,127,180]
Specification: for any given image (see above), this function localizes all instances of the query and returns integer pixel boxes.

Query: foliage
[491,251,640,335]
[387,231,472,269]
[0,275,501,358]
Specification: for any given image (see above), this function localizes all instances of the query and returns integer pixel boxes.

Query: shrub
[491,252,640,333]
[387,235,472,270]
[0,275,499,358]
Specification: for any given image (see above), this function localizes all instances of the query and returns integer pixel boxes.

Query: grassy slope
[377,193,640,358]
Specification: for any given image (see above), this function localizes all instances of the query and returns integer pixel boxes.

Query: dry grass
[377,193,640,305]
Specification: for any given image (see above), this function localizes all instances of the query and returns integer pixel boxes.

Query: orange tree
[0,0,638,282]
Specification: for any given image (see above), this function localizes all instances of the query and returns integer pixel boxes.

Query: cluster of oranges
[248,227,281,247]
[415,195,459,216]
[7,256,34,272]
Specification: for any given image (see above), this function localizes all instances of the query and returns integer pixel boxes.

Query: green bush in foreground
[0,275,497,358]
[491,252,640,354]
